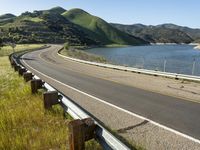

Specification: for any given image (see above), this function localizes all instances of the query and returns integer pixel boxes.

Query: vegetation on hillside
[111,23,194,44]
[0,13,16,20]
[158,24,200,41]
[0,7,98,45]
[0,7,149,46]
[47,6,66,14]
[62,9,148,45]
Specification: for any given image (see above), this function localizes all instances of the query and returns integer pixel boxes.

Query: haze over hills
[111,23,200,44]
[0,7,148,46]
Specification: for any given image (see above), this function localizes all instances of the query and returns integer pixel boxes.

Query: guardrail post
[11,61,15,68]
[31,79,44,94]
[14,65,20,72]
[82,118,96,141]
[43,91,59,109]
[10,59,15,67]
[23,72,33,82]
[68,118,96,150]
[18,68,27,76]
[69,119,85,150]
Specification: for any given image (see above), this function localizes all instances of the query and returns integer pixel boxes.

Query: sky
[0,0,199,28]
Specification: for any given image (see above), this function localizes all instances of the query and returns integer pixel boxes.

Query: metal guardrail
[57,52,200,82]
[10,53,131,150]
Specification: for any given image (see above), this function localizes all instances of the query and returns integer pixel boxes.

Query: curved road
[20,45,200,140]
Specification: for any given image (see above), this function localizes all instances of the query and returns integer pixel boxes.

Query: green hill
[0,10,98,45]
[0,14,16,26]
[46,6,66,14]
[111,23,194,44]
[0,13,16,20]
[62,9,148,45]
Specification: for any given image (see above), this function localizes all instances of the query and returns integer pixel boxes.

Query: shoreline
[194,44,200,50]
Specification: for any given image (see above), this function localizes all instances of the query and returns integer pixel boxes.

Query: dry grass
[0,56,102,149]
[0,44,44,56]
[60,48,107,63]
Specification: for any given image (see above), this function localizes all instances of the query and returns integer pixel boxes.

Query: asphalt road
[20,45,200,140]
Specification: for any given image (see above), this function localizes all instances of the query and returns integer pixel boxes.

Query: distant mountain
[157,24,200,42]
[62,9,148,45]
[111,23,194,44]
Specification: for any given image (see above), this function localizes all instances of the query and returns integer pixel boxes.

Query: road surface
[20,45,200,141]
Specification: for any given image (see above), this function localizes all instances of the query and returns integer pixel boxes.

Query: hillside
[0,7,149,46]
[111,23,194,44]
[0,13,16,20]
[47,6,66,14]
[0,14,16,26]
[158,24,200,41]
[62,9,148,45]
[0,8,99,45]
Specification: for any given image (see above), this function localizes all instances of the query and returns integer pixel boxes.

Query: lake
[85,45,200,76]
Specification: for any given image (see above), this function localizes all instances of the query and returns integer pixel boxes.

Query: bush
[64,42,70,50]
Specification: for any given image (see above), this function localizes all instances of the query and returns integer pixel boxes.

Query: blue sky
[0,0,199,28]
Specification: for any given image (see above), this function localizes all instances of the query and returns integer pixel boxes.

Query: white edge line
[22,53,200,144]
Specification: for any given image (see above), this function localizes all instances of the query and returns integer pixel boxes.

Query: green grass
[0,54,102,149]
[22,17,43,22]
[60,47,107,63]
[0,44,44,56]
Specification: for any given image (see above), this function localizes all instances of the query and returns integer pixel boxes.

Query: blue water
[85,45,200,76]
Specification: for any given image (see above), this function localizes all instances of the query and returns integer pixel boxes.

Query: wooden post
[23,72,33,82]
[69,119,85,150]
[10,58,15,67]
[11,61,15,68]
[18,68,26,76]
[82,118,96,141]
[43,91,59,109]
[68,118,96,150]
[14,65,20,71]
[31,79,44,94]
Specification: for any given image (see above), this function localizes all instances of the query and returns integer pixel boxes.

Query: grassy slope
[0,44,44,56]
[0,11,98,45]
[60,47,107,63]
[62,9,148,45]
[47,6,66,14]
[0,57,68,149]
[0,46,102,150]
